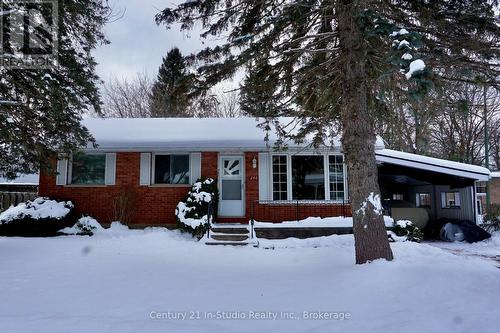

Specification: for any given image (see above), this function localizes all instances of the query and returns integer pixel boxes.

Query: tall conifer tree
[150,47,194,117]
[0,0,111,178]
[157,0,500,263]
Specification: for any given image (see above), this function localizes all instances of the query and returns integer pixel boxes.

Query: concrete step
[210,234,249,242]
[205,241,250,246]
[211,227,249,235]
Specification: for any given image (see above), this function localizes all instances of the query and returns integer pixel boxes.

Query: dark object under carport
[439,218,491,243]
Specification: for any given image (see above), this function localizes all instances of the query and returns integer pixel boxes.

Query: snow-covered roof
[491,171,500,178]
[376,149,490,181]
[0,174,39,185]
[82,117,385,151]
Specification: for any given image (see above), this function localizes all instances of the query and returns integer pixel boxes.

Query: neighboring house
[0,174,39,212]
[38,118,490,231]
[490,172,500,205]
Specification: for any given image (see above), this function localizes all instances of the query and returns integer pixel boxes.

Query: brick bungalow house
[38,118,491,232]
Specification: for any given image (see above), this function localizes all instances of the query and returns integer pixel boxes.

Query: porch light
[252,156,257,169]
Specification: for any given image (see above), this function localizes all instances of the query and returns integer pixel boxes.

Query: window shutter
[56,159,68,185]
[140,153,151,186]
[105,153,116,185]
[258,152,269,201]
[190,152,201,183]
[441,192,446,208]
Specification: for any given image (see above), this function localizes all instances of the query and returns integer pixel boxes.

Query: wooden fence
[0,192,37,213]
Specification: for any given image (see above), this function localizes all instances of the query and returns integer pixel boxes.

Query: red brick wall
[201,152,218,179]
[39,152,218,226]
[491,178,500,205]
[39,150,351,226]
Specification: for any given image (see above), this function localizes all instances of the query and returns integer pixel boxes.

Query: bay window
[270,153,347,201]
[329,155,345,201]
[291,156,325,200]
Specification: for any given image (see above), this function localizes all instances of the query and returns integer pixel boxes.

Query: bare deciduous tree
[101,73,153,118]
[190,89,242,118]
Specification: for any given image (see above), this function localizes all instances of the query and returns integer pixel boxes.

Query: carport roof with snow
[376,149,490,181]
[82,117,385,151]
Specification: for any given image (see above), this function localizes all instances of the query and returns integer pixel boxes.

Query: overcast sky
[93,0,205,83]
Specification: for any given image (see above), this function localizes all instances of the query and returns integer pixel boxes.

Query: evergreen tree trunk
[336,0,394,264]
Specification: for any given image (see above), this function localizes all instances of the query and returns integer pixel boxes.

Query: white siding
[258,152,270,201]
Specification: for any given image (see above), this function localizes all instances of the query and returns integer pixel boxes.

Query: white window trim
[151,153,191,186]
[269,154,288,201]
[269,152,348,202]
[67,152,107,186]
[441,191,461,209]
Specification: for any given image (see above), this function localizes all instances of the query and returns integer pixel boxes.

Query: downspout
[472,182,477,224]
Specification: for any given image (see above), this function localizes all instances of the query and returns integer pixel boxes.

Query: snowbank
[253,216,394,228]
[0,197,73,224]
[1,230,499,333]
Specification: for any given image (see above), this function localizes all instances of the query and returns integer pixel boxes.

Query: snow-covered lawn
[1,226,499,333]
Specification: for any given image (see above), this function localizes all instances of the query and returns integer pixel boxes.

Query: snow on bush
[396,220,412,228]
[0,197,73,224]
[60,216,104,236]
[175,177,219,237]
[391,220,423,243]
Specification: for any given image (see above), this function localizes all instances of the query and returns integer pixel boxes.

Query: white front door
[219,156,245,217]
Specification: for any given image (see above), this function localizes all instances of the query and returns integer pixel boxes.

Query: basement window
[441,191,461,209]
[70,153,106,185]
[153,154,190,184]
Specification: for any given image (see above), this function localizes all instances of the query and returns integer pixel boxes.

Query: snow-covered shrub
[391,220,423,243]
[0,197,75,236]
[60,216,104,236]
[175,178,219,238]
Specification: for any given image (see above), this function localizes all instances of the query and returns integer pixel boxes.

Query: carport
[375,149,490,235]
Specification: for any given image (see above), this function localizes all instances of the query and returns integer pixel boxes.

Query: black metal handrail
[206,200,214,239]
